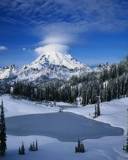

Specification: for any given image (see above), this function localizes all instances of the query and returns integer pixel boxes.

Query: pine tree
[19,142,25,155]
[29,144,33,151]
[94,104,97,118]
[36,140,38,151]
[123,108,128,152]
[94,96,101,118]
[29,141,38,151]
[18,147,21,155]
[21,143,25,155]
[75,138,85,153]
[18,143,25,155]
[97,96,101,116]
[0,100,7,156]
[32,142,35,151]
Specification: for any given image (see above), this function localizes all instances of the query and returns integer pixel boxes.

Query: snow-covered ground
[0,95,59,117]
[3,135,128,160]
[64,98,128,133]
[0,94,128,160]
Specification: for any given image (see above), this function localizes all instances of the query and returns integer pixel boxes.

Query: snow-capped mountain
[0,44,93,82]
[34,44,85,70]
[17,44,91,81]
[93,63,111,72]
[0,65,17,80]
[0,45,112,82]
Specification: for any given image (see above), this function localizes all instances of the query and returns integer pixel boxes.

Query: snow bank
[4,135,128,160]
[0,94,59,117]
[0,94,128,160]
[64,97,128,133]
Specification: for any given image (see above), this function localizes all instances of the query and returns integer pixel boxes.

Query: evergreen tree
[18,147,21,155]
[123,108,128,152]
[0,100,7,156]
[36,140,38,151]
[29,144,33,151]
[29,140,38,151]
[97,96,101,116]
[75,138,85,153]
[20,142,25,155]
[123,137,128,152]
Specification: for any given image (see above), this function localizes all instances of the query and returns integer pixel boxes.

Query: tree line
[10,57,128,105]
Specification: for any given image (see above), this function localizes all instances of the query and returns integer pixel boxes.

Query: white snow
[17,44,91,81]
[0,94,128,160]
[0,95,59,117]
[34,44,85,70]
[0,65,17,80]
[4,135,128,160]
[0,44,92,81]
[64,98,128,133]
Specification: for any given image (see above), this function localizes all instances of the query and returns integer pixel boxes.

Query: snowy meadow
[0,94,128,160]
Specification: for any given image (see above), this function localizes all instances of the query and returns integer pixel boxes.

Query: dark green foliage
[18,147,21,154]
[123,137,128,152]
[18,142,25,155]
[94,96,101,118]
[0,100,7,156]
[75,139,85,153]
[9,56,128,106]
[35,140,38,151]
[29,141,38,151]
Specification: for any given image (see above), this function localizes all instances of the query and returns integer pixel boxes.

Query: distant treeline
[4,57,128,105]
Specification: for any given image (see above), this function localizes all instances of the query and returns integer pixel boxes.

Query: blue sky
[0,0,128,66]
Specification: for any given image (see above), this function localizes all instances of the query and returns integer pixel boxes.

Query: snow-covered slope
[92,63,111,72]
[65,98,128,133]
[17,44,91,81]
[1,94,127,132]
[0,65,17,80]
[35,44,85,70]
[0,95,59,117]
[0,45,112,82]
[1,95,128,160]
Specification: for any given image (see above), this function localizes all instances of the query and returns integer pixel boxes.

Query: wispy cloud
[22,47,27,51]
[0,0,128,31]
[0,45,8,51]
[0,0,128,47]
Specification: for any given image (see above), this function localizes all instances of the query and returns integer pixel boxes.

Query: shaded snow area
[0,94,128,160]
[3,135,128,160]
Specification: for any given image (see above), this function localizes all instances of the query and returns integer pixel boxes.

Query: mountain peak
[34,44,85,70]
[0,44,91,81]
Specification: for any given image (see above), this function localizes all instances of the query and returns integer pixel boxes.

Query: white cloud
[22,47,27,51]
[35,44,69,56]
[0,45,8,51]
[0,0,127,32]
[39,32,75,46]
[35,27,75,57]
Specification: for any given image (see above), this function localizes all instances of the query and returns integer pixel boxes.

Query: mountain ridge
[0,44,111,82]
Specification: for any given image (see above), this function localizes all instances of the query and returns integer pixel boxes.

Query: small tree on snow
[123,108,128,152]
[36,140,38,151]
[18,142,25,155]
[0,100,7,156]
[75,138,85,153]
[94,96,101,118]
[29,140,38,151]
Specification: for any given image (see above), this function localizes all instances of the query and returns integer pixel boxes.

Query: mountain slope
[17,44,91,81]
[0,65,17,80]
[34,44,85,70]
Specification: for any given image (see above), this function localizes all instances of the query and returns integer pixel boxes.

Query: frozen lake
[6,112,123,142]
